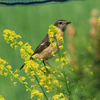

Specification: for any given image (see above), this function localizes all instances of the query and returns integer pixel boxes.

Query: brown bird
[20,19,71,70]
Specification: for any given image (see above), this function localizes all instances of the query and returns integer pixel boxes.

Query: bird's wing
[33,34,50,55]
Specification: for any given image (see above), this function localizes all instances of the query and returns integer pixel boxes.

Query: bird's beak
[66,22,71,24]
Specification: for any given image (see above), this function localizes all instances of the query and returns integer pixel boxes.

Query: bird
[20,19,71,70]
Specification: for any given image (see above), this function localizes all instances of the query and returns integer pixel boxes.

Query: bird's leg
[43,60,46,66]
[45,60,52,67]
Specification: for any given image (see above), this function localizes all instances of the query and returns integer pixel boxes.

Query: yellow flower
[59,45,63,50]
[31,78,35,82]
[55,58,59,63]
[0,58,7,65]
[15,45,18,50]
[19,76,26,81]
[4,72,8,76]
[3,29,21,46]
[24,82,28,85]
[10,43,14,48]
[52,51,57,57]
[54,80,58,84]
[18,41,23,46]
[13,82,17,86]
[48,25,63,48]
[31,89,44,99]
[52,93,65,100]
[52,43,57,47]
[10,76,14,81]
[6,65,12,70]
[14,69,20,73]
[46,90,50,93]
[31,85,36,88]
[26,89,28,91]
[14,74,19,78]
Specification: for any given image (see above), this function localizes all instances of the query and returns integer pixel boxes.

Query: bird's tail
[20,63,25,70]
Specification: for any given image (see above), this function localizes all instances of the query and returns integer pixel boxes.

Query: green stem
[63,71,72,100]
[3,67,32,92]
[63,72,70,94]
[34,75,48,100]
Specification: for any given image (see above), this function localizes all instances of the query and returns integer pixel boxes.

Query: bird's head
[54,19,71,32]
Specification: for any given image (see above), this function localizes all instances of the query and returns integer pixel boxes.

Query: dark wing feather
[33,34,50,55]
[20,34,50,70]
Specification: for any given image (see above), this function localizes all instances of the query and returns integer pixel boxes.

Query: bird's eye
[59,22,62,24]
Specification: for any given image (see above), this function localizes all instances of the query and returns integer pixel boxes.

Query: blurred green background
[0,0,100,100]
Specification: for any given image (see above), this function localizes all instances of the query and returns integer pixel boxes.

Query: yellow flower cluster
[48,25,64,48]
[0,95,5,100]
[20,42,33,60]
[60,57,68,67]
[52,93,68,100]
[3,29,22,49]
[31,89,44,99]
[19,76,26,81]
[24,60,40,73]
[55,56,68,67]
[13,82,17,86]
[0,58,12,76]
